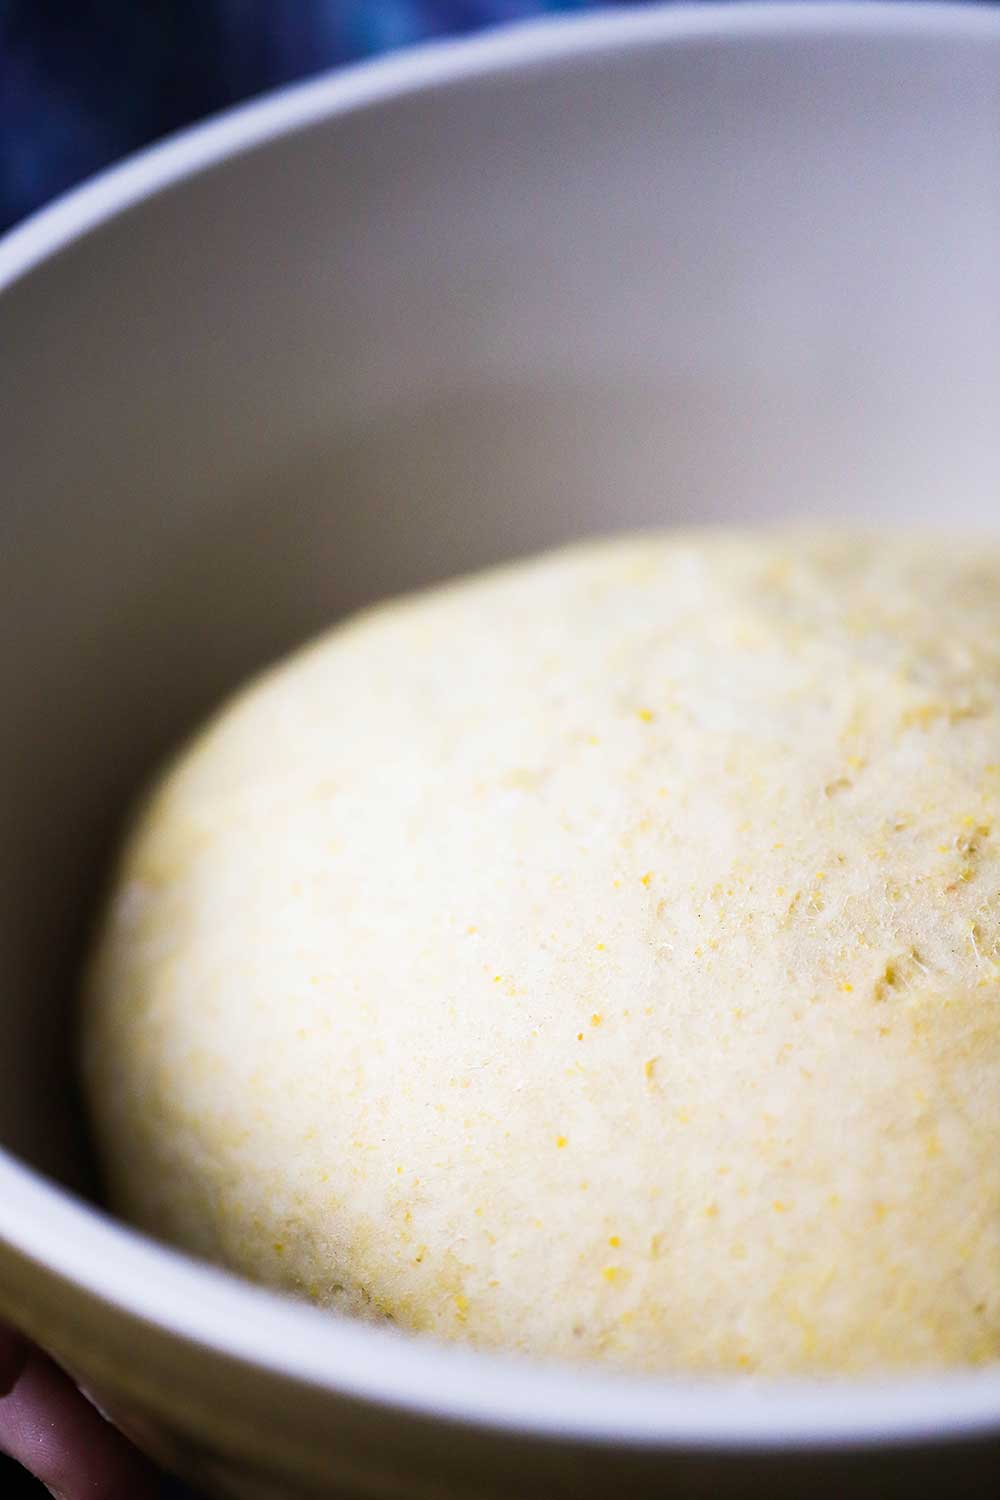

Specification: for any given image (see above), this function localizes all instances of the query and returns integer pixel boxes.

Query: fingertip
[0,1345,161,1499]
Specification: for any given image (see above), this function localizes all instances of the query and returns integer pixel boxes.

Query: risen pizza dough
[83,530,1000,1374]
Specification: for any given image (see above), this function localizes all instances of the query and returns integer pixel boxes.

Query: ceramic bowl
[1,5,999,1495]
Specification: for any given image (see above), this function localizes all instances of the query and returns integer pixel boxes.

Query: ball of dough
[83,530,1000,1375]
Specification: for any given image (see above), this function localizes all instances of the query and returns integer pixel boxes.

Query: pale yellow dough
[83,530,1000,1375]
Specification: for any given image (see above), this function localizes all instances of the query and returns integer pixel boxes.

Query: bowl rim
[2,0,1000,1454]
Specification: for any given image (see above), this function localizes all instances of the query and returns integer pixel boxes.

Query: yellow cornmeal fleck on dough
[82,529,1000,1376]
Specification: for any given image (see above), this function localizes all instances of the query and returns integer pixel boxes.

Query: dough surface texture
[84,530,1000,1374]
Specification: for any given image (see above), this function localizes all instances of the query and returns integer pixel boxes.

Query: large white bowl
[1,5,999,1495]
